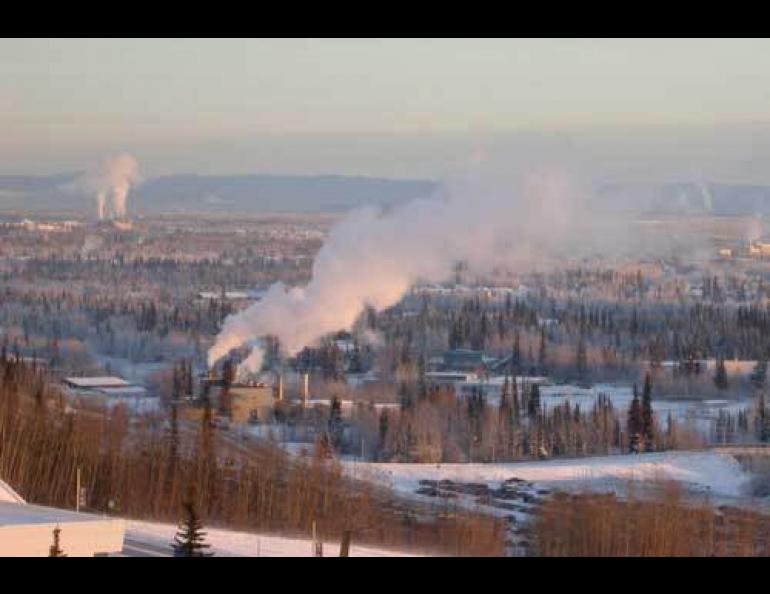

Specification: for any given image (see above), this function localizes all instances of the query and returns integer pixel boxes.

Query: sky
[4,38,770,180]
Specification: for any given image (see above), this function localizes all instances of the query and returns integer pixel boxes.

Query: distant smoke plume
[75,154,140,220]
[747,214,763,243]
[208,156,704,373]
[96,192,107,220]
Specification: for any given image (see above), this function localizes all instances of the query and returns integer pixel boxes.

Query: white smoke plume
[208,155,671,374]
[74,154,140,220]
[96,192,106,220]
[747,214,763,243]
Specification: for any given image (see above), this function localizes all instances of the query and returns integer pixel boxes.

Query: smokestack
[276,374,284,401]
[302,372,309,404]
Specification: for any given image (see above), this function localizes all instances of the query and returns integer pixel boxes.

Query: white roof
[0,501,117,526]
[0,479,24,504]
[64,377,130,388]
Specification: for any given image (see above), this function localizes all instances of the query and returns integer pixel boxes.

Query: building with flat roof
[63,376,147,398]
[0,479,125,557]
[0,502,126,557]
[0,478,24,504]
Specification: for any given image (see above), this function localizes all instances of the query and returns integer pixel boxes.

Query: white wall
[0,518,125,557]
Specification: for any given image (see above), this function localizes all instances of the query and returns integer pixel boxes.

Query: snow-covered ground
[539,383,753,439]
[348,451,752,502]
[124,520,423,557]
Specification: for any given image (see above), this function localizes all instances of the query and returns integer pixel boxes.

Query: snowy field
[124,520,423,557]
[539,382,753,439]
[348,451,752,503]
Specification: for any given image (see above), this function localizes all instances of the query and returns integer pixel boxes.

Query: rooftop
[0,501,111,527]
[63,377,131,388]
[0,479,24,504]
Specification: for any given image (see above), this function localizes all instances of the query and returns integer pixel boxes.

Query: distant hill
[5,173,770,217]
[133,174,437,214]
[0,173,438,216]
[595,182,770,216]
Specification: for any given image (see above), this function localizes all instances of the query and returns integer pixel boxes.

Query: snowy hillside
[349,451,751,502]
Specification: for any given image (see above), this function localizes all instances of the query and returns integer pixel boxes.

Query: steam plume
[75,154,140,220]
[209,156,678,373]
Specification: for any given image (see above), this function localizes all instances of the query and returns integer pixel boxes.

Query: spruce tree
[714,357,729,390]
[627,384,643,454]
[575,336,588,381]
[511,374,520,421]
[172,493,213,557]
[378,410,389,459]
[641,373,654,452]
[328,395,344,450]
[752,357,768,389]
[528,384,541,418]
[758,392,770,443]
[512,332,521,370]
[538,326,547,372]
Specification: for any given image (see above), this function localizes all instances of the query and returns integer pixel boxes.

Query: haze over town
[4,38,770,557]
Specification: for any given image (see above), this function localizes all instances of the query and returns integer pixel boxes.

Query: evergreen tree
[757,392,770,443]
[511,374,520,421]
[48,525,66,557]
[378,410,389,459]
[512,332,521,371]
[575,336,588,380]
[528,384,541,418]
[714,357,729,390]
[328,395,344,450]
[627,384,643,454]
[499,374,511,424]
[538,326,548,372]
[752,357,768,389]
[641,372,654,452]
[172,493,213,557]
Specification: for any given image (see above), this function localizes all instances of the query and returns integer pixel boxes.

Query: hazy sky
[4,38,770,180]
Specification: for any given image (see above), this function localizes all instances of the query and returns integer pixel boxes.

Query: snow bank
[125,520,422,557]
[350,451,751,500]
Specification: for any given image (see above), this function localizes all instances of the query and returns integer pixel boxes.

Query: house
[0,479,125,557]
[442,349,498,372]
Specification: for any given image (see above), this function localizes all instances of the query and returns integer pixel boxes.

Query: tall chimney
[302,372,309,404]
[277,374,284,401]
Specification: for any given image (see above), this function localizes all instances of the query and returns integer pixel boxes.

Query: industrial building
[227,383,277,424]
[749,241,770,257]
[62,376,147,398]
[425,372,548,402]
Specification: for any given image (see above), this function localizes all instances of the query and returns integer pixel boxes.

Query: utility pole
[311,520,323,557]
[75,467,81,513]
